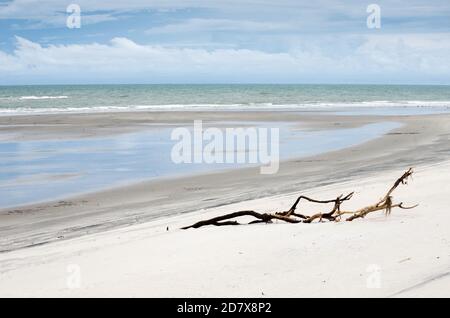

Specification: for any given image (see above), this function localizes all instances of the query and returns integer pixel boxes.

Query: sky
[0,0,449,85]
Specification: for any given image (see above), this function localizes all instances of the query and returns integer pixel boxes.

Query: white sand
[1,160,449,298]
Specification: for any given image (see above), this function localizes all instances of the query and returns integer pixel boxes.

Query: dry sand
[0,160,449,297]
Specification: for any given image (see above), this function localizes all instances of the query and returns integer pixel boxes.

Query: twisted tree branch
[181,168,417,229]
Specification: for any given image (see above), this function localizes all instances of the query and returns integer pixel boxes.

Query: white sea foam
[0,95,69,101]
[0,101,449,116]
[18,95,69,100]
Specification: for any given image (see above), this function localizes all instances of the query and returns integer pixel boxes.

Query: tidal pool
[0,121,400,208]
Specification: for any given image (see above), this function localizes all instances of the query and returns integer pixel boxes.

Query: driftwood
[181,168,417,230]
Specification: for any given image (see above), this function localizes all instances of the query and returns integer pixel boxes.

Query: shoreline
[1,111,450,252]
[1,104,449,117]
[0,109,390,141]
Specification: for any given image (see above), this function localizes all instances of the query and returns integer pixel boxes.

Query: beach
[0,0,449,301]
[0,154,449,297]
[0,108,449,297]
[0,110,449,251]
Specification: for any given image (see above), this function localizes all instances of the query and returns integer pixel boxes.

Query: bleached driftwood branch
[181,168,417,230]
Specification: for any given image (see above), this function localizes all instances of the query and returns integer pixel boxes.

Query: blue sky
[0,0,449,84]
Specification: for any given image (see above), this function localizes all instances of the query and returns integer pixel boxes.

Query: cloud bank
[1,34,449,85]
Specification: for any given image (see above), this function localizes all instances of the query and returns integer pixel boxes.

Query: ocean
[0,84,449,114]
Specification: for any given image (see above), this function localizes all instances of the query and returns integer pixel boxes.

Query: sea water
[0,84,449,114]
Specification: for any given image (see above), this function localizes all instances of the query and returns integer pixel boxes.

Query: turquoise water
[0,121,399,208]
[0,84,449,114]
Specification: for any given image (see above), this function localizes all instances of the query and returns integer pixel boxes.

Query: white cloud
[1,0,450,29]
[1,34,449,84]
[146,19,293,34]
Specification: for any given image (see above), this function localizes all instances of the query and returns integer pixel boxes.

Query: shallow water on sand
[0,121,400,208]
